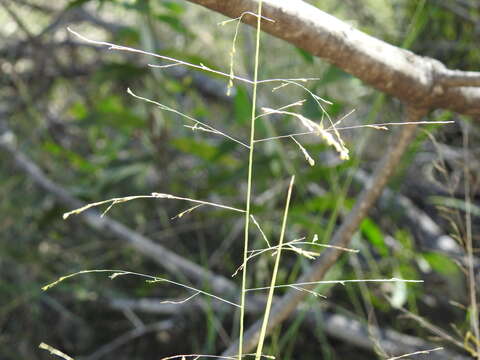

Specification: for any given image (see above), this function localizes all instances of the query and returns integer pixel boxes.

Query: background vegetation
[0,0,479,359]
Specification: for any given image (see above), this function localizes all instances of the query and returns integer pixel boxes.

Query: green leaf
[429,196,480,217]
[395,229,414,251]
[422,252,460,276]
[172,138,238,167]
[155,14,189,34]
[95,95,144,131]
[69,102,87,120]
[300,194,353,214]
[319,66,351,85]
[42,141,96,172]
[67,0,93,9]
[98,163,149,187]
[234,85,250,125]
[160,1,186,14]
[121,0,150,12]
[360,218,388,257]
[295,47,314,63]
[303,92,344,119]
[95,62,146,82]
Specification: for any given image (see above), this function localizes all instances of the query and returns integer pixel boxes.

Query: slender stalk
[223,108,425,357]
[463,124,480,359]
[255,176,295,360]
[239,2,263,359]
[41,269,240,308]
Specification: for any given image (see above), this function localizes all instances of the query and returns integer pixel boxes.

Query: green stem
[255,176,295,360]
[239,2,263,360]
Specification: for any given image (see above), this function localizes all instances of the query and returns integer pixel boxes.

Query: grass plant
[39,3,456,360]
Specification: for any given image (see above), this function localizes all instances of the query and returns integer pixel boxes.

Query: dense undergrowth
[1,1,479,360]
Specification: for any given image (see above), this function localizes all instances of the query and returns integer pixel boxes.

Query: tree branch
[186,0,480,116]
[110,296,469,360]
[438,69,480,88]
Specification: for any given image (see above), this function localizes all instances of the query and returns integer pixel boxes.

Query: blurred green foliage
[0,1,479,360]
